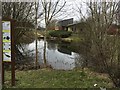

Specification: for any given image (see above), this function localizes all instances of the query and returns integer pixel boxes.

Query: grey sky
[39,0,87,27]
[40,0,120,27]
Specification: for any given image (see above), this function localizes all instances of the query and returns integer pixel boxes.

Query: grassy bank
[4,68,113,88]
[64,34,81,42]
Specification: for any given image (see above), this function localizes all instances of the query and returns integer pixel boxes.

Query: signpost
[0,0,38,87]
[2,19,15,86]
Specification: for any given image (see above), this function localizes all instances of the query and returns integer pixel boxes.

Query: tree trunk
[35,2,38,68]
[43,28,47,66]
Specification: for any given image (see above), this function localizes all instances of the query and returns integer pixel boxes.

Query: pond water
[22,39,81,70]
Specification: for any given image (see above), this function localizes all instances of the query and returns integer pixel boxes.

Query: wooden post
[2,63,4,85]
[11,19,15,86]
[0,1,2,88]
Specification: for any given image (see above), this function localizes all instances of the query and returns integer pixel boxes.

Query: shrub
[49,30,72,38]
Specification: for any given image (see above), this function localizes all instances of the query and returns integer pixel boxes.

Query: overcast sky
[39,0,87,27]
[39,0,120,27]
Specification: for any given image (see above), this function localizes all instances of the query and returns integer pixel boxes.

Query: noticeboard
[2,19,15,86]
[2,21,11,62]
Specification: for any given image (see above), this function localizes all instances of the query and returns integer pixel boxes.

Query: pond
[22,39,81,70]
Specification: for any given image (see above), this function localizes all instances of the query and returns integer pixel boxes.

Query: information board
[2,21,11,62]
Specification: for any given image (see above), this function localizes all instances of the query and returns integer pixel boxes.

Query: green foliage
[49,30,72,38]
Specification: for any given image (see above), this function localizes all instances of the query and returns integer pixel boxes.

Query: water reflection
[58,44,72,55]
[23,39,80,70]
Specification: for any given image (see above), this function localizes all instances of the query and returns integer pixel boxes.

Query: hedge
[49,30,72,38]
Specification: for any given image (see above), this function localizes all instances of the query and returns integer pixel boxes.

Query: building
[55,18,73,30]
[107,24,120,35]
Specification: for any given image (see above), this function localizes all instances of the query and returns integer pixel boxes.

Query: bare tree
[35,2,39,68]
[75,1,120,87]
[2,2,41,63]
[47,19,58,30]
[40,0,66,66]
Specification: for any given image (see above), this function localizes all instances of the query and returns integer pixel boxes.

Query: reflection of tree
[47,40,57,50]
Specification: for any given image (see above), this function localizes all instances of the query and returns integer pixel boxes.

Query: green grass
[3,68,113,88]
[60,34,82,43]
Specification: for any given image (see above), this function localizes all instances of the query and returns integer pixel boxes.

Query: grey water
[22,39,81,70]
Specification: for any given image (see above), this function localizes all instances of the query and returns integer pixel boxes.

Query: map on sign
[2,21,11,62]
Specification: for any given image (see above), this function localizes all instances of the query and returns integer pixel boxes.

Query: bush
[49,30,72,38]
